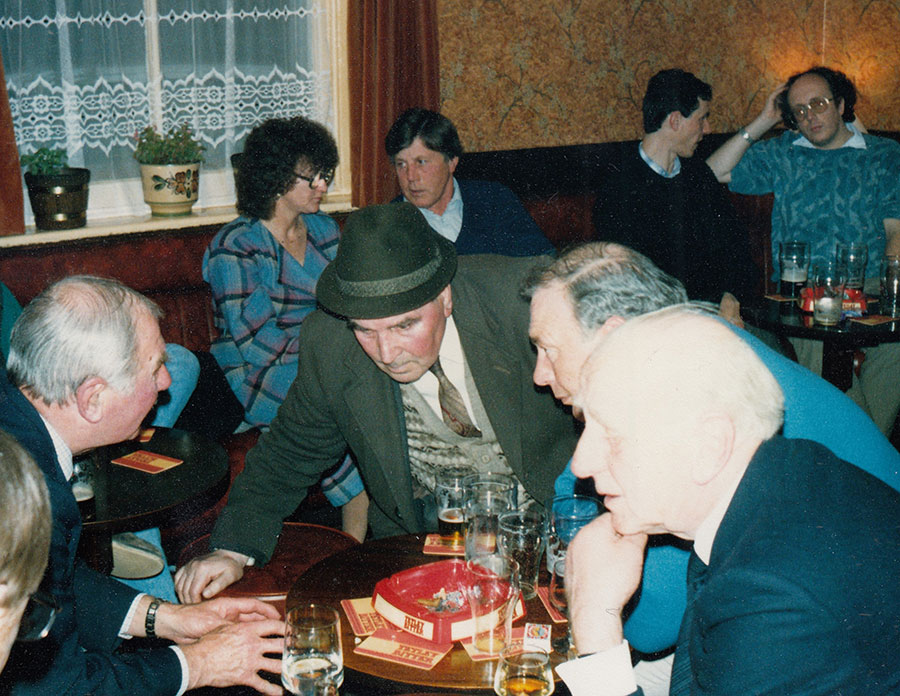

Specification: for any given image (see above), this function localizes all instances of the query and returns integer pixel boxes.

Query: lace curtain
[1,1,333,221]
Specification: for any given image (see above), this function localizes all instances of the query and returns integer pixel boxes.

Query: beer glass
[497,509,545,600]
[836,242,868,290]
[282,604,343,694]
[544,494,601,572]
[779,241,811,299]
[493,647,555,696]
[881,255,900,318]
[434,465,476,541]
[812,261,846,326]
[465,554,520,656]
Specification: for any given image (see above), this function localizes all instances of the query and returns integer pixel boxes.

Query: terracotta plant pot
[140,162,200,217]
[24,167,91,231]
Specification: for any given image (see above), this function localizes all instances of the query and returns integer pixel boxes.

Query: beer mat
[460,626,525,661]
[341,597,391,636]
[423,533,465,556]
[137,427,155,443]
[764,294,798,302]
[536,587,567,623]
[523,622,552,653]
[851,314,897,326]
[111,450,183,474]
[354,627,452,670]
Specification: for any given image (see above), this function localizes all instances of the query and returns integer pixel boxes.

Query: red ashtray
[372,559,523,643]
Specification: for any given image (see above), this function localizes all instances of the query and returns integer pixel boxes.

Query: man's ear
[596,315,626,340]
[447,155,459,175]
[75,377,107,424]
[690,413,735,485]
[667,110,683,132]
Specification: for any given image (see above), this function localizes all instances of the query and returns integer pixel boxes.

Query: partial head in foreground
[7,275,171,445]
[572,305,784,539]
[316,203,458,382]
[236,116,339,219]
[524,242,688,406]
[0,430,51,671]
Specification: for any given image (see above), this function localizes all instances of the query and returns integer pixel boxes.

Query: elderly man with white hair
[556,306,900,695]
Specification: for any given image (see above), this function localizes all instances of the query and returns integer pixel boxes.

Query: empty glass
[812,261,847,326]
[464,473,517,560]
[497,509,545,600]
[880,255,900,318]
[465,554,520,656]
[836,242,868,290]
[545,494,601,572]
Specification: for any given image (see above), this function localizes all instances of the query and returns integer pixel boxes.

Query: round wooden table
[745,298,900,391]
[79,427,229,574]
[287,534,568,695]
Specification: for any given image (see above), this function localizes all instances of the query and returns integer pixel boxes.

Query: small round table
[287,534,567,695]
[80,427,229,574]
[744,299,900,391]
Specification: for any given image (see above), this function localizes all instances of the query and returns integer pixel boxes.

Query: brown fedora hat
[316,202,457,319]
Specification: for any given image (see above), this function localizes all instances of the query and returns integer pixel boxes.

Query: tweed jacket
[210,255,579,560]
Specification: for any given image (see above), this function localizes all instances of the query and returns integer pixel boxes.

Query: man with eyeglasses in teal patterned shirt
[707,66,900,437]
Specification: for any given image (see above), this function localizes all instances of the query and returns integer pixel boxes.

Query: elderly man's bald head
[572,306,784,538]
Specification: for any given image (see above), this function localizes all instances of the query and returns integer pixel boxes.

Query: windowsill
[0,199,355,249]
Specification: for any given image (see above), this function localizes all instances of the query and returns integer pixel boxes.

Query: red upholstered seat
[177,522,358,615]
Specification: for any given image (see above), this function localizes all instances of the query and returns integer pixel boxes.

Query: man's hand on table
[180,617,285,695]
[566,514,647,656]
[154,596,282,643]
[175,548,250,603]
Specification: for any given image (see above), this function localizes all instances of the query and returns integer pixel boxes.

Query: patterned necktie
[669,550,709,696]
[428,359,482,438]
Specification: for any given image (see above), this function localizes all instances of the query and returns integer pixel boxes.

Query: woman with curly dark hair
[204,116,339,428]
[202,116,368,540]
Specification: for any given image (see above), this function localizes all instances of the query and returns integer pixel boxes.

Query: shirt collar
[38,412,74,480]
[409,178,464,243]
[639,142,681,178]
[792,122,866,150]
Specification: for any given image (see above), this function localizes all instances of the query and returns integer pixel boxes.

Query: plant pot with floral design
[133,123,205,217]
[139,162,201,216]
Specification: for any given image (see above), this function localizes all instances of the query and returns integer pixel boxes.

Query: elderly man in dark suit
[176,203,578,603]
[0,276,283,696]
[556,306,900,695]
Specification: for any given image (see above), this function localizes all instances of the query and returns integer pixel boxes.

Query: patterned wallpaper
[438,0,900,151]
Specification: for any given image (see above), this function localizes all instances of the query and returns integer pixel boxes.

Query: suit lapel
[341,347,420,530]
[453,292,525,475]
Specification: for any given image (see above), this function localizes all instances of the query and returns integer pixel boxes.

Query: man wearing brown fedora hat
[176,203,578,603]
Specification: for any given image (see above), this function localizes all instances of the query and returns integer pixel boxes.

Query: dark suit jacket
[0,372,182,696]
[684,436,900,694]
[393,179,554,256]
[211,255,579,560]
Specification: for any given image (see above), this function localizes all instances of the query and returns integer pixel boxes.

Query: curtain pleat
[348,0,441,208]
[0,45,24,237]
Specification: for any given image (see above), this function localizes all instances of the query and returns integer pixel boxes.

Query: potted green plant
[21,148,91,231]
[133,123,206,217]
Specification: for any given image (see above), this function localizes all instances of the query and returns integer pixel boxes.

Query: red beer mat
[111,450,183,474]
[423,534,465,556]
[341,597,391,636]
[354,627,452,670]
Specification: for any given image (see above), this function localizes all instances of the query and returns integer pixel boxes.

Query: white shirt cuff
[555,640,637,696]
[170,646,189,695]
[118,592,147,638]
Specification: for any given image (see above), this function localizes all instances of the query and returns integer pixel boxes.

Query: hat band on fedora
[335,252,444,298]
